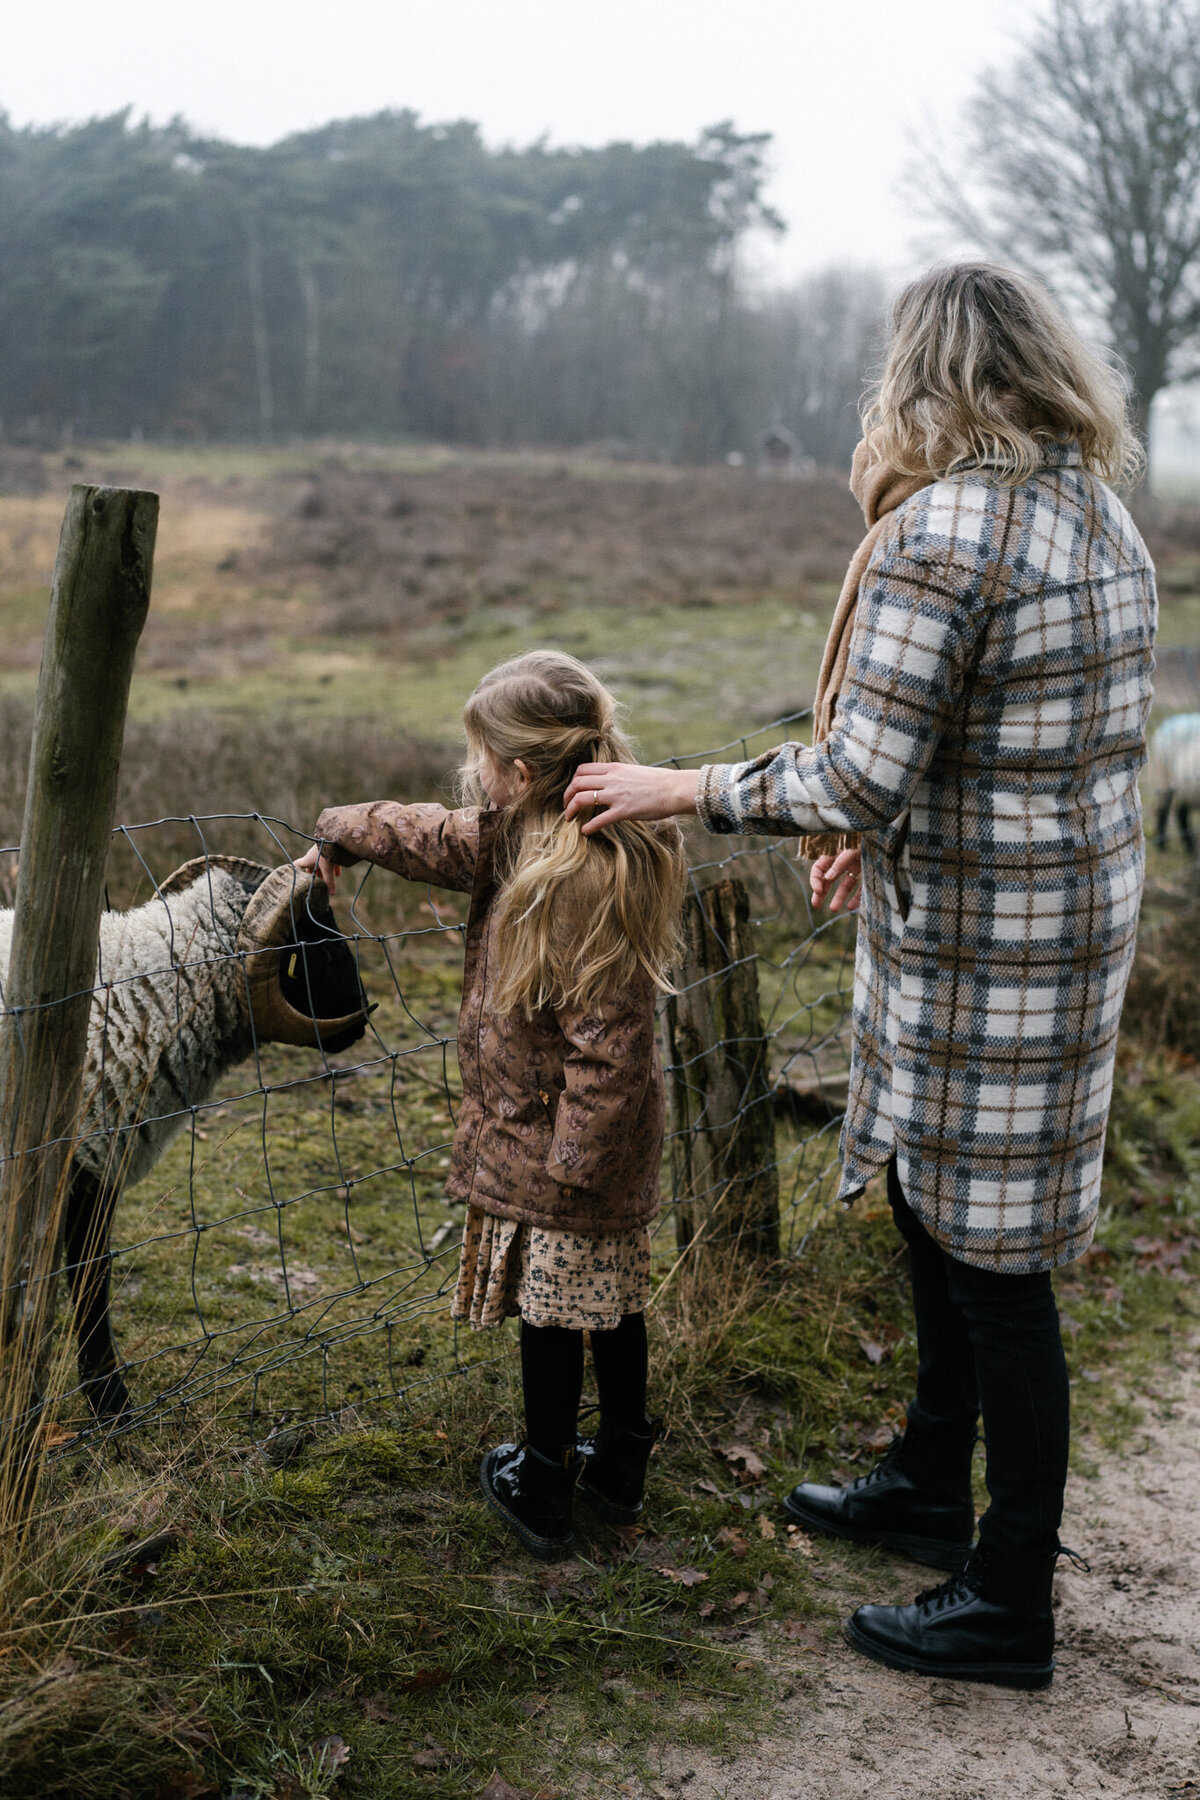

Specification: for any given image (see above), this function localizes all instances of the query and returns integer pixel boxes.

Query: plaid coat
[697,447,1156,1272]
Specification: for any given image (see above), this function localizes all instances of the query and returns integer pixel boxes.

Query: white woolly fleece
[0,869,262,1189]
[1148,713,1200,806]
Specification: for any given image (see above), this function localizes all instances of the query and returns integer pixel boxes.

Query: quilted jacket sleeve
[313,802,481,893]
[544,988,658,1195]
[697,507,990,837]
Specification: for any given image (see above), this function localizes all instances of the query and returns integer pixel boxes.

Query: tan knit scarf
[796,441,934,862]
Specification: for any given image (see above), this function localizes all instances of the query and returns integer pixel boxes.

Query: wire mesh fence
[0,706,856,1444]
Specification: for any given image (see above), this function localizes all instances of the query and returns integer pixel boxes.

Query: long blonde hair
[862,262,1143,488]
[458,650,686,1017]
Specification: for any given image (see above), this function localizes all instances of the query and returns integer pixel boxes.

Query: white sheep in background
[0,855,369,1420]
[1147,713,1200,854]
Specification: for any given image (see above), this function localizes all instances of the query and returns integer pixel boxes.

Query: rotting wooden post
[0,485,156,1503]
[662,878,780,1261]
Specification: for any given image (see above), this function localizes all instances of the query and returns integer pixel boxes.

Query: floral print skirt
[451,1204,652,1331]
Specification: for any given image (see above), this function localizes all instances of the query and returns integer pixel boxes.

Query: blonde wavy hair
[862,263,1143,488]
[458,650,686,1017]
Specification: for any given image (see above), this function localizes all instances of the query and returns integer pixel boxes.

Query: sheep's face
[237,865,371,1053]
[274,881,370,1053]
[156,857,372,1056]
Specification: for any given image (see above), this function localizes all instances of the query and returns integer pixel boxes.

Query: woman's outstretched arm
[565,512,986,842]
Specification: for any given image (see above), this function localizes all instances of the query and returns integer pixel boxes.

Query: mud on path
[641,1361,1200,1799]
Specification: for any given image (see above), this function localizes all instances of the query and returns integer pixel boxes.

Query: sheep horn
[235,864,369,1050]
[156,854,273,896]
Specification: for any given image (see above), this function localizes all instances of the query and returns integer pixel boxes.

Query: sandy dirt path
[644,1360,1200,1799]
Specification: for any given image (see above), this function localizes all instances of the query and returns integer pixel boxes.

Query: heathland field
[0,444,1199,1800]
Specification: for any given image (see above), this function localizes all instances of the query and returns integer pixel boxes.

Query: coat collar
[954,439,1084,475]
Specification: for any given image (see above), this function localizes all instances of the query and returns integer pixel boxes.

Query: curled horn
[235,865,369,1050]
[156,854,273,896]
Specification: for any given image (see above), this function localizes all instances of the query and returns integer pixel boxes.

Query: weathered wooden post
[662,877,780,1261]
[0,485,156,1513]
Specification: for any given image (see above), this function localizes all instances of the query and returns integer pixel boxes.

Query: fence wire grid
[0,706,856,1442]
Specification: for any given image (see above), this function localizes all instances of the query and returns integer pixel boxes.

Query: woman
[564,263,1156,1689]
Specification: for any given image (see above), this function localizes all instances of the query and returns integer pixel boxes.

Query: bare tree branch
[908,0,1200,458]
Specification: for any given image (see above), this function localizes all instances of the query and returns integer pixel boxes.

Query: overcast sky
[4,0,1041,282]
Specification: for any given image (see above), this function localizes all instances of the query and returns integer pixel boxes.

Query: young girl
[297,650,685,1559]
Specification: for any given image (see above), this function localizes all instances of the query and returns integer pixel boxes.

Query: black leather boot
[782,1436,974,1570]
[577,1416,661,1524]
[844,1542,1057,1689]
[479,1441,582,1560]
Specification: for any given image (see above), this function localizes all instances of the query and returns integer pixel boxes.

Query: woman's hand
[563,763,700,835]
[810,847,862,913]
[294,840,343,897]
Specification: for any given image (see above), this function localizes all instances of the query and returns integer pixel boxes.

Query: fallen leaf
[728,1589,752,1610]
[360,1694,395,1722]
[413,1745,453,1770]
[757,1513,776,1541]
[716,1526,750,1558]
[785,1524,815,1558]
[477,1776,565,1800]
[718,1443,767,1483]
[734,1658,756,1671]
[860,1339,886,1366]
[656,1565,708,1587]
[780,1619,825,1648]
[695,1479,728,1498]
[399,1666,452,1693]
[698,1600,715,1618]
[1133,1234,1200,1271]
[310,1737,350,1776]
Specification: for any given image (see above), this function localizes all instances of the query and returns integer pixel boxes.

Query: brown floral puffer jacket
[314,801,666,1234]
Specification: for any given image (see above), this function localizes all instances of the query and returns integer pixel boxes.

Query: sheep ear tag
[236,865,370,1052]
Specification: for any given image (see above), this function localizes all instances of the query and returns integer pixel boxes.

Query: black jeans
[888,1161,1070,1563]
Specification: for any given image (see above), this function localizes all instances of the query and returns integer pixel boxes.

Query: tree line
[3,1,1200,469]
[0,108,879,465]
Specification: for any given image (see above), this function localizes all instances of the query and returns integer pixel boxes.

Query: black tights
[889,1161,1070,1561]
[520,1314,648,1459]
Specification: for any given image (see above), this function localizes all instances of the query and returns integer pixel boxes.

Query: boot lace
[851,1435,905,1491]
[912,1567,977,1613]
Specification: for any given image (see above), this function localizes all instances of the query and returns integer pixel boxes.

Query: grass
[3,1059,1197,1800]
[0,441,1197,1796]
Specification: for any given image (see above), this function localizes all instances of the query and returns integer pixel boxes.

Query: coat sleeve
[696,509,990,838]
[544,989,657,1196]
[313,802,481,893]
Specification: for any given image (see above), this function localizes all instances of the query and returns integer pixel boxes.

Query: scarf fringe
[797,830,860,863]
[795,443,931,872]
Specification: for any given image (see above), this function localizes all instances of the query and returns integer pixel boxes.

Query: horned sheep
[0,856,369,1421]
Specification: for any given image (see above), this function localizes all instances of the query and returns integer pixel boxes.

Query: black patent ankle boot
[782,1433,974,1571]
[577,1415,661,1524]
[844,1542,1059,1690]
[479,1441,582,1560]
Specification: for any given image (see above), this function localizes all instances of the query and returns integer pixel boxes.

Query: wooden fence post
[662,877,780,1261]
[0,485,156,1508]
